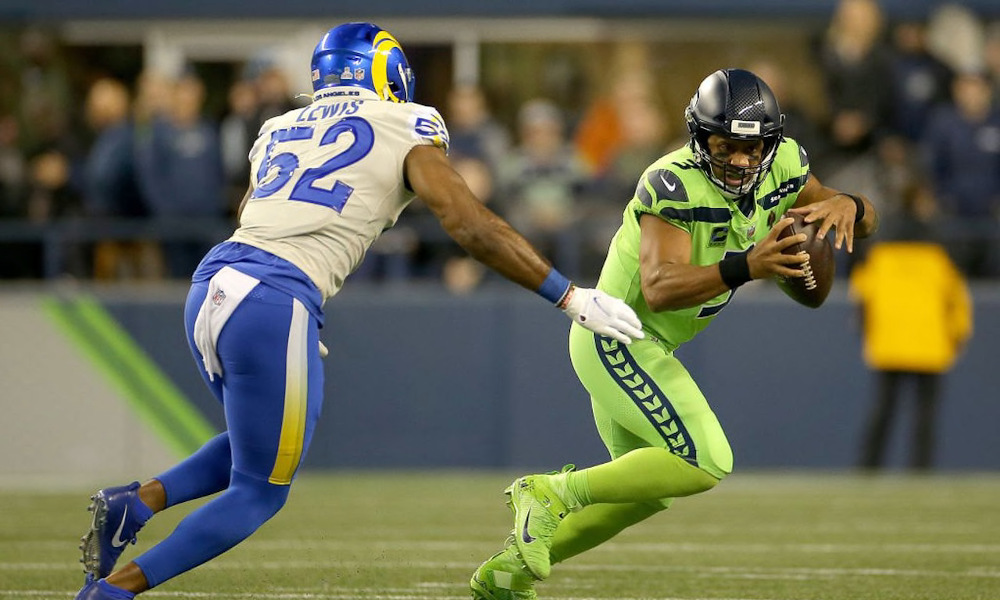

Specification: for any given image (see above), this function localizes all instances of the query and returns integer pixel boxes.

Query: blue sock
[133,470,289,588]
[128,493,154,524]
[97,579,135,599]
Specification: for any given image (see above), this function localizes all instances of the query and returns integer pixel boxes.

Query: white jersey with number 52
[229,87,449,302]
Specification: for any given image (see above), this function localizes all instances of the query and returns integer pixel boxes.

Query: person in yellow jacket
[849,184,973,470]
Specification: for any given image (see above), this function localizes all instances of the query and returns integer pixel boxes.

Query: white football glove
[560,286,645,344]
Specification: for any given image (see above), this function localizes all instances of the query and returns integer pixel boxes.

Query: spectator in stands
[408,85,508,286]
[868,21,952,231]
[83,79,142,219]
[574,43,656,177]
[598,86,669,204]
[135,72,226,278]
[26,150,75,222]
[495,98,590,272]
[816,0,892,275]
[885,20,954,144]
[0,114,33,279]
[25,147,86,276]
[15,28,74,157]
[817,0,891,175]
[219,79,259,218]
[921,69,1000,277]
[588,85,671,277]
[445,83,511,174]
[750,58,829,171]
[83,77,162,279]
[133,70,173,130]
[925,3,986,77]
[0,114,26,221]
[850,181,972,470]
[253,66,297,128]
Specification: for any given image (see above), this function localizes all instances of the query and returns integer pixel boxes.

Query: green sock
[545,466,588,512]
[581,447,718,504]
[564,468,592,507]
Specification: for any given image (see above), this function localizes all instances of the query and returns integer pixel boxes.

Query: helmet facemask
[688,121,782,197]
[684,69,785,198]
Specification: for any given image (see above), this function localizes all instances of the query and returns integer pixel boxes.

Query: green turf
[2,471,999,599]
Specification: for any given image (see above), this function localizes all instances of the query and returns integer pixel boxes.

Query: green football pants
[568,323,733,480]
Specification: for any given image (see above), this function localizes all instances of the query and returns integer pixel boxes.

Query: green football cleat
[470,539,538,600]
[506,474,568,580]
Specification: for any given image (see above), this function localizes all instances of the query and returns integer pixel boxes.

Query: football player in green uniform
[471,68,880,599]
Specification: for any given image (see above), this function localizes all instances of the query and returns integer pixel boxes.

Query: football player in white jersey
[74,22,643,600]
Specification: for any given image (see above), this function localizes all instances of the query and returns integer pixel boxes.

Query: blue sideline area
[105,283,1000,472]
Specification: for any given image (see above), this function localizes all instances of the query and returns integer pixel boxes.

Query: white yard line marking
[0,592,819,600]
[5,559,999,580]
[14,539,1000,554]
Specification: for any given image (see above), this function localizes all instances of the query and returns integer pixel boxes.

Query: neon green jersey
[597,137,810,351]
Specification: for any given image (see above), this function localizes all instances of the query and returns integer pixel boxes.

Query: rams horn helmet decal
[311,22,415,103]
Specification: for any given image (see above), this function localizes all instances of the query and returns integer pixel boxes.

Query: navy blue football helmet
[311,22,415,102]
[685,68,785,197]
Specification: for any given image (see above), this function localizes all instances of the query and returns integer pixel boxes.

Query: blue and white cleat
[75,578,135,600]
[79,482,147,581]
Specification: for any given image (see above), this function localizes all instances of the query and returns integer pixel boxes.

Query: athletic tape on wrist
[538,268,572,305]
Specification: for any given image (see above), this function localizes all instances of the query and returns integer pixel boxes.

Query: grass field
[2,471,999,600]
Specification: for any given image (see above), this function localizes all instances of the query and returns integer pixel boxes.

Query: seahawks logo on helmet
[311,22,415,103]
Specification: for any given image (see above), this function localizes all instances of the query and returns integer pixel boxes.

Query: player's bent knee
[231,470,291,524]
[695,469,721,493]
[647,497,675,511]
[676,464,722,497]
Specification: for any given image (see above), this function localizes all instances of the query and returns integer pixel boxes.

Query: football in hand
[774,212,835,308]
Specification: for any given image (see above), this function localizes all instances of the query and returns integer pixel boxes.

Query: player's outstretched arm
[404,144,643,343]
[404,145,549,292]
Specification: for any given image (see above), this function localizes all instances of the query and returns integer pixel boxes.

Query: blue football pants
[132,278,324,587]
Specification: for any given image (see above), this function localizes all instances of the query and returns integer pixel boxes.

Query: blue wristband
[537,268,572,305]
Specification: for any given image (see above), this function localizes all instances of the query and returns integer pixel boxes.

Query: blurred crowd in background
[1,0,1000,290]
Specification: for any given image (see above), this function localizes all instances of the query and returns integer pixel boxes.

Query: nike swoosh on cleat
[521,506,536,544]
[110,505,130,548]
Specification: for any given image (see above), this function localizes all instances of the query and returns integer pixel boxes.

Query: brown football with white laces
[774,212,835,308]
